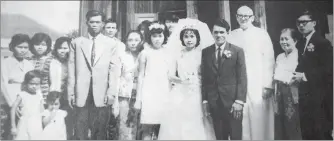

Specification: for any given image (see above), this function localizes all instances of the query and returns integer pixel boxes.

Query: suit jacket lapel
[80,37,93,67]
[206,45,218,73]
[219,43,230,69]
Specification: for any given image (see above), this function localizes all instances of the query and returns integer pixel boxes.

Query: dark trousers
[60,96,75,140]
[299,92,328,140]
[211,97,242,140]
[75,80,111,140]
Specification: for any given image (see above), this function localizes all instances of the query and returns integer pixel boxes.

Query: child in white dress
[134,21,170,140]
[10,70,44,140]
[41,91,67,140]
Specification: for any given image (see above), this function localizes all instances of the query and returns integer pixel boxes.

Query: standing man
[201,18,247,140]
[67,10,121,140]
[292,10,333,140]
[228,5,275,140]
[104,18,126,53]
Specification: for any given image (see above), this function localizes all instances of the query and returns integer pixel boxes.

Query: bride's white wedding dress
[158,48,210,140]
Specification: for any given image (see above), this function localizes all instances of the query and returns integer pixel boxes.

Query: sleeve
[107,46,122,98]
[236,48,247,103]
[303,39,333,84]
[1,59,11,105]
[201,49,208,102]
[261,31,275,89]
[67,40,76,100]
[49,60,62,92]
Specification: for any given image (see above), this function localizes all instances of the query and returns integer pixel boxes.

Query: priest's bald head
[236,5,254,29]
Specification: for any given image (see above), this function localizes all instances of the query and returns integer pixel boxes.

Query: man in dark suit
[201,18,247,140]
[292,10,333,140]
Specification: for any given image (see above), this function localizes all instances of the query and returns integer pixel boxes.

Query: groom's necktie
[217,47,222,68]
[91,37,96,66]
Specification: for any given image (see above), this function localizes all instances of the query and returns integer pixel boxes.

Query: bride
[158,18,215,140]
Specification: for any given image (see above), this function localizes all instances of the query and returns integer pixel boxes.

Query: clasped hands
[289,72,305,85]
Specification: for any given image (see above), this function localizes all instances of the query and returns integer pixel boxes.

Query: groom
[201,18,247,140]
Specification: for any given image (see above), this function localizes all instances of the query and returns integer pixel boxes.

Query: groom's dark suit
[201,42,247,140]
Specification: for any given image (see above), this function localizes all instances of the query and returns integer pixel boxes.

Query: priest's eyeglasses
[296,20,313,26]
[236,14,253,19]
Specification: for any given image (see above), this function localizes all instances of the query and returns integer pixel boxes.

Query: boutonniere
[306,43,315,52]
[223,50,232,58]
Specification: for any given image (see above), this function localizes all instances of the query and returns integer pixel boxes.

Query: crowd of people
[0,5,332,140]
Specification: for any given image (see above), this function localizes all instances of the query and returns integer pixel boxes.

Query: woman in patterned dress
[29,33,53,104]
[1,34,34,140]
[49,37,74,139]
[113,30,144,140]
[273,28,302,139]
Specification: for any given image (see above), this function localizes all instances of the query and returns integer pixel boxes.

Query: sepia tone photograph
[0,0,333,140]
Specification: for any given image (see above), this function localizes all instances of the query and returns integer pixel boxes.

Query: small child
[10,70,44,140]
[41,91,67,140]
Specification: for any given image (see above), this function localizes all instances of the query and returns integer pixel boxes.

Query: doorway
[197,1,219,30]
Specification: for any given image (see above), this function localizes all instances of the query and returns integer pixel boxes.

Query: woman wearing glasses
[292,10,333,140]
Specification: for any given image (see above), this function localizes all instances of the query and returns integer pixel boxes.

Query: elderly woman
[29,32,53,103]
[274,28,302,140]
[1,34,34,139]
[49,37,74,139]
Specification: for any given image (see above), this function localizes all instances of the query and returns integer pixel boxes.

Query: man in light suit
[67,10,121,140]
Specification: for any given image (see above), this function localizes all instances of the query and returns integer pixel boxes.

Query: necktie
[300,37,307,55]
[217,47,222,68]
[91,37,96,66]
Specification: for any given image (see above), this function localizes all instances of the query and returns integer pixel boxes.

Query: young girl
[41,91,67,140]
[134,21,170,140]
[10,70,44,140]
[29,33,54,104]
[114,30,144,140]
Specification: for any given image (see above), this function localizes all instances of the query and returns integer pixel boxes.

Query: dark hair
[212,18,231,32]
[30,32,52,56]
[297,10,316,21]
[21,70,42,91]
[180,28,201,47]
[46,91,61,104]
[9,34,30,52]
[104,18,117,28]
[52,37,71,61]
[147,21,169,45]
[137,20,152,42]
[125,30,144,52]
[281,28,299,42]
[86,10,105,22]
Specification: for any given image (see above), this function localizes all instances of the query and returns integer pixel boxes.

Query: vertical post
[105,1,112,18]
[186,0,198,19]
[254,0,267,30]
[126,0,136,33]
[79,0,90,36]
[218,0,231,27]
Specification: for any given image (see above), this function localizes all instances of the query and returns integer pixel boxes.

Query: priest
[228,5,275,140]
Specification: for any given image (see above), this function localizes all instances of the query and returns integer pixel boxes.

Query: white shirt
[215,42,226,59]
[274,48,299,83]
[88,33,105,61]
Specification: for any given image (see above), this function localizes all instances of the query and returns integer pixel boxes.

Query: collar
[284,47,298,57]
[215,42,227,51]
[304,30,315,41]
[88,32,102,40]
